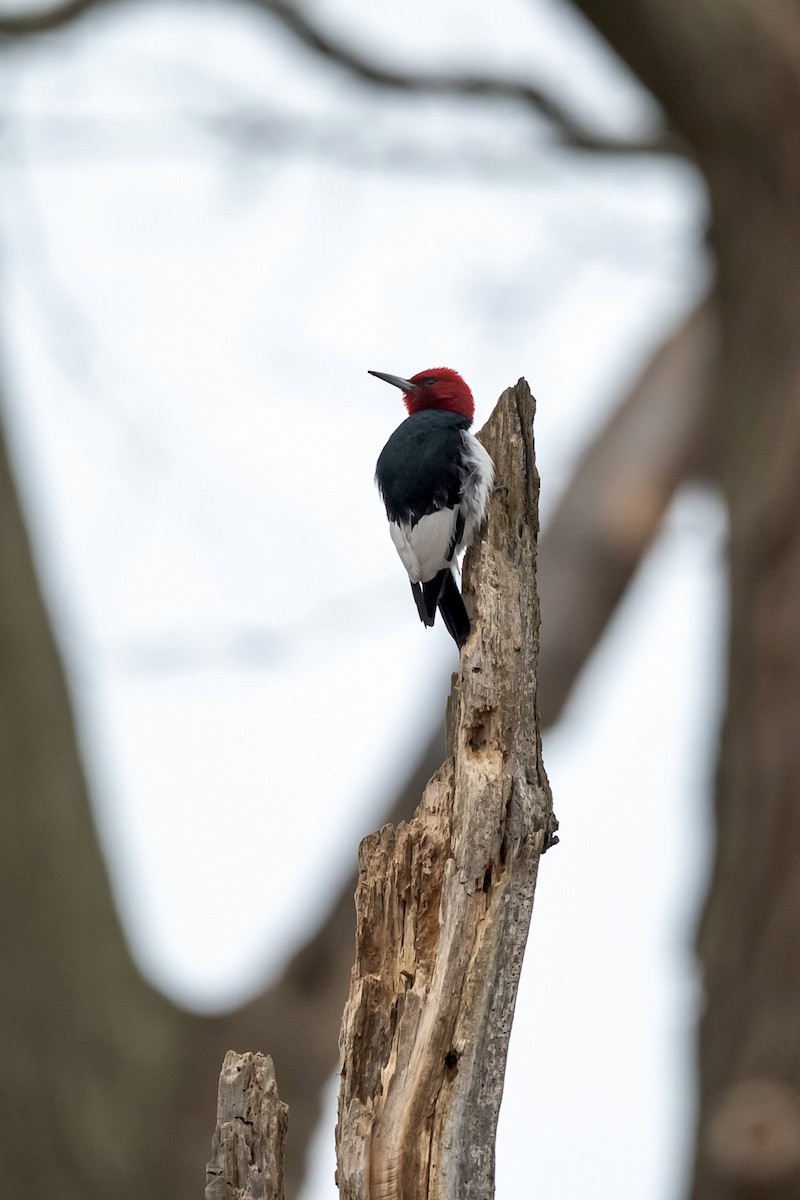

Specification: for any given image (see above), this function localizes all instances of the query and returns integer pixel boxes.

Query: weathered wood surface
[206,1051,288,1200]
[336,379,554,1200]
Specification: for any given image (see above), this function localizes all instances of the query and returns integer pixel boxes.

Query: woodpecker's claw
[542,813,560,853]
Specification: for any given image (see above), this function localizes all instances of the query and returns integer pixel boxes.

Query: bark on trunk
[336,379,555,1200]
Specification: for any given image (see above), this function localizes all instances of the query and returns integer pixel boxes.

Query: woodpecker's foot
[493,485,509,498]
[542,812,560,853]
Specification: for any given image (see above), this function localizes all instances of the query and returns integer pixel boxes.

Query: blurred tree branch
[538,297,716,724]
[0,0,100,34]
[239,0,686,156]
[0,0,685,156]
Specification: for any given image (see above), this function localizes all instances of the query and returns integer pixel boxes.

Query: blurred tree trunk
[568,1,800,1195]
[0,411,200,1200]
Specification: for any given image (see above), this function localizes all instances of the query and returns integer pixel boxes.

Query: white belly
[389,432,494,583]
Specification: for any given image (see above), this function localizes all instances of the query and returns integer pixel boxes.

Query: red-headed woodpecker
[369,367,494,649]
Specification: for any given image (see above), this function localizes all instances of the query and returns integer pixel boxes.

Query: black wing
[376,410,471,526]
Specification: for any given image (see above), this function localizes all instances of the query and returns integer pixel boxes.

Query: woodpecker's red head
[368,367,475,421]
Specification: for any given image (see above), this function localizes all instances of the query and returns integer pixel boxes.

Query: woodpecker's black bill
[368,370,418,393]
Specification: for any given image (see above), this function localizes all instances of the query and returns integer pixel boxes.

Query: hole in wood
[444,1049,460,1076]
[468,708,496,752]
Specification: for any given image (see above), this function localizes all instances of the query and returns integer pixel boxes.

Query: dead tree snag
[206,1051,288,1200]
[336,379,554,1200]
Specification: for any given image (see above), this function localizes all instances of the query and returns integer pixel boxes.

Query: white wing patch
[387,433,494,584]
[459,432,494,546]
[389,508,459,584]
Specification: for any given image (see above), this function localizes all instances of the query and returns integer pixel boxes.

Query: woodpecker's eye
[424,378,436,387]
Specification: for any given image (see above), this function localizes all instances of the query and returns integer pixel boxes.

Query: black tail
[410,570,469,648]
[411,578,437,627]
[437,570,470,649]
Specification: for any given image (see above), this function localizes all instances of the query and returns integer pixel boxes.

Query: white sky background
[0,0,723,1196]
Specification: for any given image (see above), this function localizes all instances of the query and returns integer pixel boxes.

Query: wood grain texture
[336,379,554,1200]
[206,1051,288,1200]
